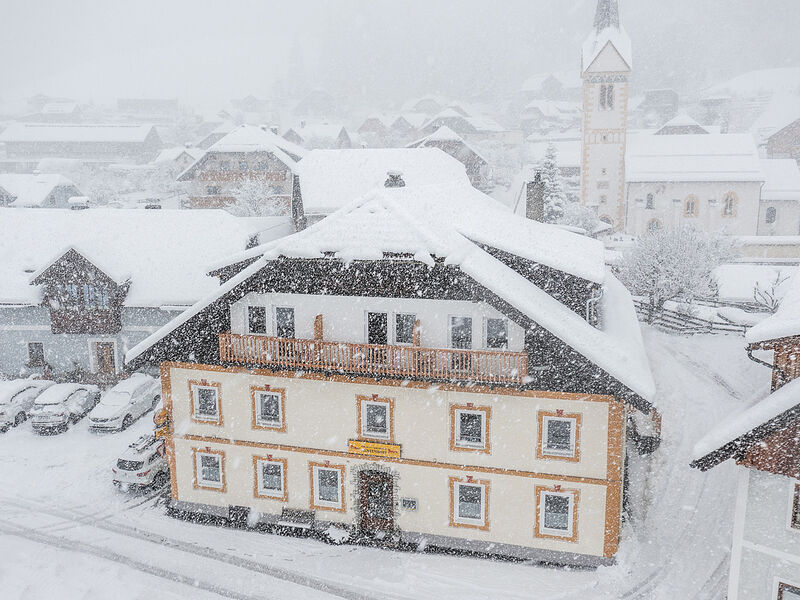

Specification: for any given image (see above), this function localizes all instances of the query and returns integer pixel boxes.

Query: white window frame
[539,490,575,538]
[484,317,508,350]
[361,399,390,440]
[192,384,220,421]
[254,391,282,428]
[313,465,343,509]
[195,451,223,488]
[454,408,486,449]
[454,481,486,526]
[255,458,284,497]
[541,416,577,457]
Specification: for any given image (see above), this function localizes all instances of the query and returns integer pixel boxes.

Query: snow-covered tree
[230,177,290,217]
[618,227,735,322]
[541,143,566,223]
[558,201,600,233]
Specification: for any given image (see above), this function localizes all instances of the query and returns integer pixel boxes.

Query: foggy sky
[2,0,798,110]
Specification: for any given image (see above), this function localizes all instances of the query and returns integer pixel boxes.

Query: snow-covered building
[406,126,491,191]
[417,109,520,145]
[519,72,582,102]
[0,209,291,381]
[154,146,204,171]
[126,173,657,566]
[692,272,800,600]
[520,100,582,136]
[0,123,162,171]
[766,117,800,163]
[293,147,469,227]
[0,173,82,208]
[178,125,306,210]
[758,159,800,236]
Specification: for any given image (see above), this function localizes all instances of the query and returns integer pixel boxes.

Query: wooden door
[96,342,115,374]
[358,471,393,533]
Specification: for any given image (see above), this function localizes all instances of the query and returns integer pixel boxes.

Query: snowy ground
[0,329,766,600]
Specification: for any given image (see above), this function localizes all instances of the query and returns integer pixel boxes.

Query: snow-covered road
[0,330,765,599]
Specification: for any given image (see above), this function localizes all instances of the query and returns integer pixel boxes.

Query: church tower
[580,0,632,230]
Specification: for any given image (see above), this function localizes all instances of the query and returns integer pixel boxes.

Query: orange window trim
[160,365,179,500]
[309,461,346,513]
[536,410,582,462]
[356,394,395,442]
[188,379,223,426]
[252,455,288,502]
[450,403,491,454]
[534,485,580,543]
[192,446,226,493]
[449,475,490,531]
[250,385,287,432]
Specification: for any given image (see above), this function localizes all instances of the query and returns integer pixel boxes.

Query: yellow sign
[348,439,401,458]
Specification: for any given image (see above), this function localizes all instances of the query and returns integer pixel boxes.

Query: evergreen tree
[541,143,566,223]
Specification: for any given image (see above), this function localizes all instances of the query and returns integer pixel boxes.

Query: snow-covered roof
[41,102,79,115]
[715,263,796,302]
[760,159,800,201]
[626,133,763,183]
[746,269,800,344]
[127,183,654,405]
[406,126,488,163]
[154,146,203,164]
[0,174,78,207]
[581,25,632,72]
[0,209,293,307]
[523,100,582,119]
[691,376,800,469]
[0,123,156,144]
[749,94,800,142]
[420,109,506,133]
[393,113,429,129]
[704,67,800,100]
[655,114,709,134]
[297,147,470,215]
[284,122,347,141]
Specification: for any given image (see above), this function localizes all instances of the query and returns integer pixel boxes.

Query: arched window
[766,206,777,224]
[599,215,614,227]
[722,192,738,217]
[647,219,662,232]
[646,193,655,210]
[599,84,615,110]
[684,195,699,217]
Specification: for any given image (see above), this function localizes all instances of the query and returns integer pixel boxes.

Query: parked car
[30,383,100,433]
[0,380,55,432]
[89,374,161,432]
[112,434,169,490]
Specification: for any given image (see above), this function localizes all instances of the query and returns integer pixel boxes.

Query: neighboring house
[292,147,470,227]
[126,174,657,567]
[519,72,583,102]
[0,123,162,171]
[178,124,306,210]
[520,100,582,136]
[282,122,352,149]
[758,159,800,236]
[417,109,520,145]
[766,117,800,163]
[390,113,429,138]
[0,208,292,382]
[407,126,491,190]
[401,95,449,116]
[0,174,82,208]
[154,146,204,171]
[23,102,83,123]
[653,114,709,136]
[197,121,236,150]
[692,273,800,600]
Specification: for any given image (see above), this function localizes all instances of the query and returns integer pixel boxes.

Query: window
[254,457,287,500]
[239,161,248,171]
[247,306,267,334]
[535,487,578,541]
[538,411,581,460]
[193,449,224,490]
[599,195,607,204]
[778,582,800,600]
[792,484,800,530]
[766,206,777,224]
[251,386,285,430]
[82,285,110,309]
[256,161,268,170]
[684,195,699,217]
[449,477,489,529]
[27,342,45,367]
[310,463,345,511]
[275,307,295,338]
[219,161,230,171]
[647,218,662,233]
[722,192,737,217]
[395,313,416,345]
[599,84,614,110]
[450,316,472,349]
[206,185,221,195]
[645,193,655,210]
[358,395,393,440]
[451,404,491,452]
[486,318,508,349]
[190,381,222,424]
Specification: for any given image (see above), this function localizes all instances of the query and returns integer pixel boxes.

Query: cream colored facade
[580,43,631,230]
[162,362,626,563]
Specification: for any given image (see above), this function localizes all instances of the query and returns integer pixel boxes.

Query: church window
[684,195,699,217]
[722,193,738,217]
[599,84,614,110]
[646,194,655,210]
[766,206,777,224]
[647,219,662,232]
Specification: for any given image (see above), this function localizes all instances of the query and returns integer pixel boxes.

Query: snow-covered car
[30,383,100,433]
[112,434,169,490]
[0,379,55,432]
[89,374,161,432]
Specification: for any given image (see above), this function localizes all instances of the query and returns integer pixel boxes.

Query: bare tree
[753,270,790,313]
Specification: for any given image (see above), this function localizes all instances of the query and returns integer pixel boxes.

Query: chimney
[384,170,405,188]
[525,172,545,221]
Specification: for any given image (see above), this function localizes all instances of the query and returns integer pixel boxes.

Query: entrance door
[96,342,116,374]
[358,470,393,533]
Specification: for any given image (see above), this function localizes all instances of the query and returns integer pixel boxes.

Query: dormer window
[59,283,110,310]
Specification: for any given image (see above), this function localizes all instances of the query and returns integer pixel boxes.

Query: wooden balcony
[219,333,528,385]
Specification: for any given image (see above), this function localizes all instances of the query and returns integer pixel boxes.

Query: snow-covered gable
[626,133,763,183]
[581,27,632,73]
[154,146,203,164]
[0,123,156,144]
[0,209,291,307]
[0,174,79,207]
[760,159,800,201]
[746,269,800,344]
[297,147,470,215]
[655,114,709,135]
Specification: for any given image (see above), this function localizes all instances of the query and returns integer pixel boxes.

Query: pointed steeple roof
[593,0,620,31]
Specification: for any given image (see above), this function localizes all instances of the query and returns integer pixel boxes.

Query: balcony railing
[219,333,528,385]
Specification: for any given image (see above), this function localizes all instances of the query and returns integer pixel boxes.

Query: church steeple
[593,0,620,31]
